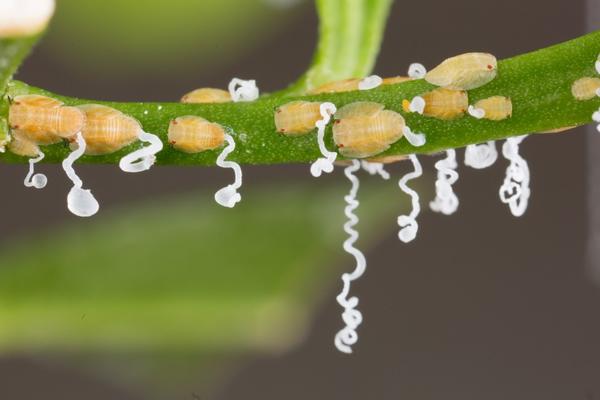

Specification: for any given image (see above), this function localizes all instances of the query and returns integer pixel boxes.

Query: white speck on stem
[358,75,382,90]
[408,96,426,114]
[228,78,260,102]
[408,63,427,79]
[468,105,486,119]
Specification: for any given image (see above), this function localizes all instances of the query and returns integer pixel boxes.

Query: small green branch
[1,30,600,166]
[283,0,394,95]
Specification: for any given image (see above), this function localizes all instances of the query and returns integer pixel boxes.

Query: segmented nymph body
[571,77,600,100]
[474,96,512,121]
[332,102,405,158]
[274,101,322,136]
[168,116,225,153]
[425,52,497,90]
[309,78,361,94]
[181,88,232,104]
[9,95,85,145]
[404,88,468,120]
[77,104,141,155]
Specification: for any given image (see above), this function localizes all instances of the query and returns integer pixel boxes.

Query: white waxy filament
[596,54,600,75]
[119,131,163,173]
[360,160,390,180]
[24,150,47,189]
[408,63,427,79]
[358,75,382,90]
[430,149,459,215]
[228,78,260,102]
[402,126,426,147]
[62,132,99,217]
[464,141,498,169]
[214,133,243,208]
[499,135,530,217]
[398,154,422,243]
[310,102,337,177]
[335,159,366,354]
[467,105,485,119]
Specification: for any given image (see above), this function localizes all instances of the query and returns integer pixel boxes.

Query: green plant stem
[283,0,394,95]
[1,30,600,166]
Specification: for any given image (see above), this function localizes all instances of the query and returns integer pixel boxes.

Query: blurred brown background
[1,0,600,399]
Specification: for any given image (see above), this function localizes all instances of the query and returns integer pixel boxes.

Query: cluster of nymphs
[0,79,259,216]
[274,52,534,354]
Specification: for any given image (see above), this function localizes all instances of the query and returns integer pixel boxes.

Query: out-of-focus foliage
[0,181,398,353]
[44,0,305,76]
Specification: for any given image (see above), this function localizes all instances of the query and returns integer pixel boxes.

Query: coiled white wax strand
[310,102,337,177]
[397,154,423,243]
[62,132,99,217]
[335,159,366,354]
[119,131,163,173]
[430,149,459,215]
[214,134,243,208]
[464,141,498,169]
[499,135,530,217]
[24,150,47,189]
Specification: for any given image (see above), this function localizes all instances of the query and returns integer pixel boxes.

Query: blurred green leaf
[0,180,398,353]
[0,36,39,94]
[45,0,303,76]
